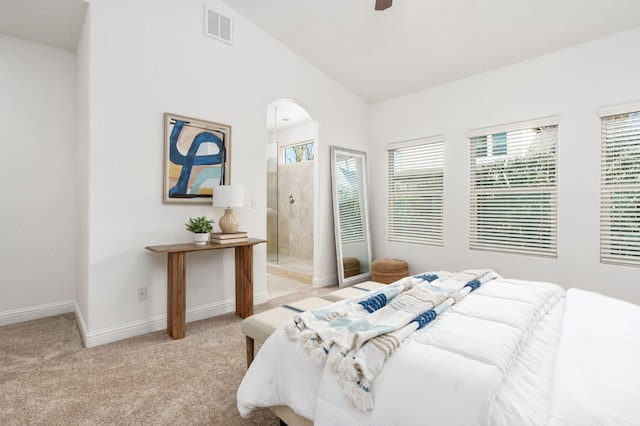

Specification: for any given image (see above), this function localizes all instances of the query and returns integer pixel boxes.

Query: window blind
[469,122,558,257]
[600,110,640,266]
[336,155,365,244]
[387,138,444,245]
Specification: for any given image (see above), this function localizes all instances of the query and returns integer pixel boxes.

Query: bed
[237,271,640,425]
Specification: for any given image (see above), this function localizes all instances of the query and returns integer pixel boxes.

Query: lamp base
[219,208,240,234]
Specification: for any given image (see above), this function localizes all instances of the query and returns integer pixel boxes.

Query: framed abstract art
[163,113,231,204]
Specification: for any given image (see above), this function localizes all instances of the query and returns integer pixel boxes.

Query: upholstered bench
[322,280,385,302]
[241,281,386,367]
[371,258,409,284]
[241,297,332,366]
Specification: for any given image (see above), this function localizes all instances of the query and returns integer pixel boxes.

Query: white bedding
[237,278,640,425]
[549,289,640,426]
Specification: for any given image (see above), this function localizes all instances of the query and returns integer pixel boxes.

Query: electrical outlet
[251,197,257,209]
[137,287,147,301]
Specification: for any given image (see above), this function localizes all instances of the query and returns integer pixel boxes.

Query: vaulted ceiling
[224,0,640,103]
[2,0,640,104]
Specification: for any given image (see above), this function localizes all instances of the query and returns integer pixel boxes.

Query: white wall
[7,0,636,344]
[0,35,76,324]
[79,0,369,345]
[272,122,316,148]
[75,9,91,331]
[370,27,640,305]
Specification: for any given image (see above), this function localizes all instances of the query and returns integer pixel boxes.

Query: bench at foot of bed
[241,281,385,367]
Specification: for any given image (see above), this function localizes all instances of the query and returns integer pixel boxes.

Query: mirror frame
[330,146,373,287]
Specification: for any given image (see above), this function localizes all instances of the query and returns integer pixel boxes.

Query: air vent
[204,6,232,45]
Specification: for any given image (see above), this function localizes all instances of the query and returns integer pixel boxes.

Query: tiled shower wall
[266,154,278,260]
[268,160,314,261]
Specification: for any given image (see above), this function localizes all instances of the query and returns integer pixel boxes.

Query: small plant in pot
[185,215,214,245]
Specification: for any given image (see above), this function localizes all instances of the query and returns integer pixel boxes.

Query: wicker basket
[371,258,409,284]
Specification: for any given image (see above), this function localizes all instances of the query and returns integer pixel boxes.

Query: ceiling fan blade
[375,0,392,11]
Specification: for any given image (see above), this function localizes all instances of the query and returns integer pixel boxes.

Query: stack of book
[210,231,248,244]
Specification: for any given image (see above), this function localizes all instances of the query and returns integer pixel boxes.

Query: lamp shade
[212,185,244,208]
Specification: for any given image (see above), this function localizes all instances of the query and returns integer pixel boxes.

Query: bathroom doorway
[266,100,317,285]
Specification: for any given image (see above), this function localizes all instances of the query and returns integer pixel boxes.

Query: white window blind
[336,155,365,244]
[600,110,640,266]
[387,137,444,245]
[469,120,558,257]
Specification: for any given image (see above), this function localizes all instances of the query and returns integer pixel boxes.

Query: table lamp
[212,185,244,234]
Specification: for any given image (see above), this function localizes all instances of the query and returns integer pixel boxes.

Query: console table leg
[167,252,186,339]
[235,245,254,318]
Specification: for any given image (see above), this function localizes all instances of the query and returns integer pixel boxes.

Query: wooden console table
[145,238,266,339]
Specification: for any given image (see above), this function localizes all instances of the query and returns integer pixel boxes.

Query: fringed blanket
[285,269,500,411]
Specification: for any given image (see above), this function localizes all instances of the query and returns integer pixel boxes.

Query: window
[284,141,314,164]
[476,132,507,157]
[387,136,444,245]
[600,107,640,266]
[468,117,558,257]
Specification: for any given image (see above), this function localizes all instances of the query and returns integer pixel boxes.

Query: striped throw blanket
[285,269,500,411]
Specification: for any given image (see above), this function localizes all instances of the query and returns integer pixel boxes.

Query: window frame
[386,135,445,246]
[599,101,640,267]
[467,116,559,258]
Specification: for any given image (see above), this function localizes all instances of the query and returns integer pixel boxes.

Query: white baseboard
[2,292,270,348]
[74,301,89,343]
[313,275,338,287]
[0,300,75,326]
[83,291,270,348]
[83,312,169,348]
[254,291,269,306]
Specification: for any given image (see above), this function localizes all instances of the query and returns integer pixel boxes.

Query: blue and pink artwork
[163,113,231,204]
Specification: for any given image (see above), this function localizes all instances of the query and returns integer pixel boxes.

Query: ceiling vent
[204,6,232,45]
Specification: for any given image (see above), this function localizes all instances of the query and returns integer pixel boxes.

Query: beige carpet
[0,286,335,425]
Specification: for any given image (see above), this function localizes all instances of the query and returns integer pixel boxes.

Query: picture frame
[163,113,231,204]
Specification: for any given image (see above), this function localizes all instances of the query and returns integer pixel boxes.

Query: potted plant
[185,215,214,245]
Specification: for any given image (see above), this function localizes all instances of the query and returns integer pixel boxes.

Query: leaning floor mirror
[330,146,373,287]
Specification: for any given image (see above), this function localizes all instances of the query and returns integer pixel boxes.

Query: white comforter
[237,278,640,425]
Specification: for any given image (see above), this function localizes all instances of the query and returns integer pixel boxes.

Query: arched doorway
[266,99,317,284]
